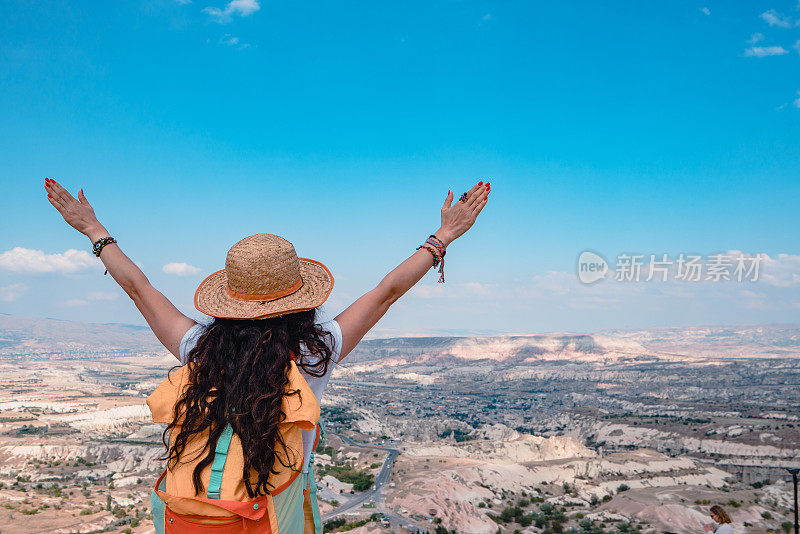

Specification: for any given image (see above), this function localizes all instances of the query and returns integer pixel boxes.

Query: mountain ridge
[1,313,798,362]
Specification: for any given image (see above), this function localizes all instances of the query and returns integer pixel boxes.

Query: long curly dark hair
[161,309,334,498]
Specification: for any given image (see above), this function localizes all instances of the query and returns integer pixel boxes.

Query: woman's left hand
[44,178,102,237]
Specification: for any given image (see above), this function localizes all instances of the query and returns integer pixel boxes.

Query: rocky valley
[0,315,797,533]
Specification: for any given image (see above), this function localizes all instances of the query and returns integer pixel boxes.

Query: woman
[703,505,733,533]
[44,178,490,532]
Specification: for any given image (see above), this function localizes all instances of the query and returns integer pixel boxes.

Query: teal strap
[319,420,326,445]
[150,475,167,534]
[207,423,234,500]
[308,468,322,534]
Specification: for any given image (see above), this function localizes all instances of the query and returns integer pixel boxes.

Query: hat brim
[194,258,334,320]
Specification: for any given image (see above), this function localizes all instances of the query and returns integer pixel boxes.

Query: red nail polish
[478,181,483,185]
[80,189,83,196]
[448,190,452,195]
[48,194,52,199]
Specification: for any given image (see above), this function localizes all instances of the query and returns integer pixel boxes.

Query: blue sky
[1,0,799,335]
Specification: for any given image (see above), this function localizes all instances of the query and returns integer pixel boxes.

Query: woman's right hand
[436,181,491,246]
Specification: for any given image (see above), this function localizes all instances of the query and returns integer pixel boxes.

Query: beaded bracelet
[416,234,447,283]
[92,236,117,257]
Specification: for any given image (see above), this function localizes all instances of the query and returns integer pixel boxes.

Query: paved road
[321,433,400,521]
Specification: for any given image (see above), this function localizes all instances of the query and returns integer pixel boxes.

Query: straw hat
[194,234,334,320]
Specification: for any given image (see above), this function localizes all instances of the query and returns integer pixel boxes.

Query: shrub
[323,517,346,532]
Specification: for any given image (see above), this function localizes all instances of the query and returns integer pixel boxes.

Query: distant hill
[0,314,162,355]
[345,324,800,365]
[0,313,798,362]
[602,323,800,359]
[344,332,662,365]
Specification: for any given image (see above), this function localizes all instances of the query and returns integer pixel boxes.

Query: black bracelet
[92,236,117,257]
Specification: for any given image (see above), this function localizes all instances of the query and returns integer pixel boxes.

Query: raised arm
[44,178,195,360]
[335,181,490,361]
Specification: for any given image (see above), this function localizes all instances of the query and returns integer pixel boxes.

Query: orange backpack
[146,358,324,534]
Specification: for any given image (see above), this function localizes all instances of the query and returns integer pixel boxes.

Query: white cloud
[759,253,800,287]
[700,7,711,16]
[747,32,764,45]
[204,0,260,23]
[218,34,251,49]
[162,262,201,276]
[794,40,800,54]
[409,281,494,299]
[175,0,192,4]
[63,299,88,307]
[794,91,800,108]
[739,289,766,299]
[87,291,118,301]
[744,46,789,57]
[0,247,98,274]
[528,270,574,296]
[0,283,27,302]
[463,282,493,296]
[760,9,793,28]
[409,284,446,299]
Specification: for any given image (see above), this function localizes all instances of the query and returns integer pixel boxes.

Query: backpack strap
[305,422,323,534]
[150,477,167,534]
[207,423,234,500]
[308,470,321,534]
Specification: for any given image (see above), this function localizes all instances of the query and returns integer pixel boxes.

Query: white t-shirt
[713,524,734,534]
[178,318,342,473]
